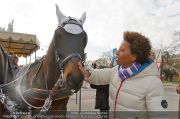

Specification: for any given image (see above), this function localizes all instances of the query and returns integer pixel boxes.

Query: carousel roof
[0,31,40,57]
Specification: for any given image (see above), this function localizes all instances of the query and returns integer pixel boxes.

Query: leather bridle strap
[59,53,82,69]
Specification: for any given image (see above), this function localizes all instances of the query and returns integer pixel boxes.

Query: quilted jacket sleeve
[85,66,118,85]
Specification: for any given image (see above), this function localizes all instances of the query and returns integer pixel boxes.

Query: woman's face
[115,40,136,67]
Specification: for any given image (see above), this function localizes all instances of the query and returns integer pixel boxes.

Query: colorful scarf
[118,60,153,81]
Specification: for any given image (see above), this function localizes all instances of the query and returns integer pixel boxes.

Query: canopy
[0,31,40,57]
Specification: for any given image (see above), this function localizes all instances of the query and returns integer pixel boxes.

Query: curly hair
[123,31,152,64]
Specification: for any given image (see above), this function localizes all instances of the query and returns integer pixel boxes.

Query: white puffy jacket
[86,63,167,118]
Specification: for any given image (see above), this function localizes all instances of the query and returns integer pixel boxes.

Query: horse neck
[43,41,60,87]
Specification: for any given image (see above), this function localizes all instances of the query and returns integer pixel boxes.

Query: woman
[79,31,167,118]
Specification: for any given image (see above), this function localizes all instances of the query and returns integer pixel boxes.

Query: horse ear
[79,12,86,25]
[56,4,67,25]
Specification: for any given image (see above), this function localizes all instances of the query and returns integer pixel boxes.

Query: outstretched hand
[78,62,91,80]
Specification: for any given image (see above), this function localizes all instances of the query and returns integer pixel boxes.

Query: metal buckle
[39,95,52,115]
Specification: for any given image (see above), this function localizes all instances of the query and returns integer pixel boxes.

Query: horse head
[53,4,87,93]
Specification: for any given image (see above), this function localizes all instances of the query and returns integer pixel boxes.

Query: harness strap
[0,78,19,94]
[30,57,44,87]
[59,53,82,69]
[23,88,73,101]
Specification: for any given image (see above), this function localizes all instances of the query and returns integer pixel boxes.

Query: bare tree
[160,30,180,81]
[102,50,112,62]
[161,30,180,54]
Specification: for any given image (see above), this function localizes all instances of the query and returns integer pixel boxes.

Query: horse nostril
[66,74,73,88]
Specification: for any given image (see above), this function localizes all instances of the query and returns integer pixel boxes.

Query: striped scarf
[118,60,154,81]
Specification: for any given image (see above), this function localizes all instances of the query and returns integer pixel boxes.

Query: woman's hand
[78,62,91,80]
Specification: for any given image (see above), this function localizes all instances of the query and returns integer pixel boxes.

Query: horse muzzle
[66,74,83,93]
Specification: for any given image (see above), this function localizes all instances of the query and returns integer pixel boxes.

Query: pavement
[67,83,97,111]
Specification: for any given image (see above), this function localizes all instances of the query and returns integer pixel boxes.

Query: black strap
[61,17,83,29]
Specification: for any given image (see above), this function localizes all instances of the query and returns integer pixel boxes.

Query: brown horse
[0,4,87,119]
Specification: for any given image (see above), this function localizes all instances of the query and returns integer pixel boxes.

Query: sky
[0,0,180,64]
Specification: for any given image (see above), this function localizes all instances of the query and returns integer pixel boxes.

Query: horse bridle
[61,16,83,29]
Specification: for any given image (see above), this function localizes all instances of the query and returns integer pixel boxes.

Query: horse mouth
[66,74,83,93]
